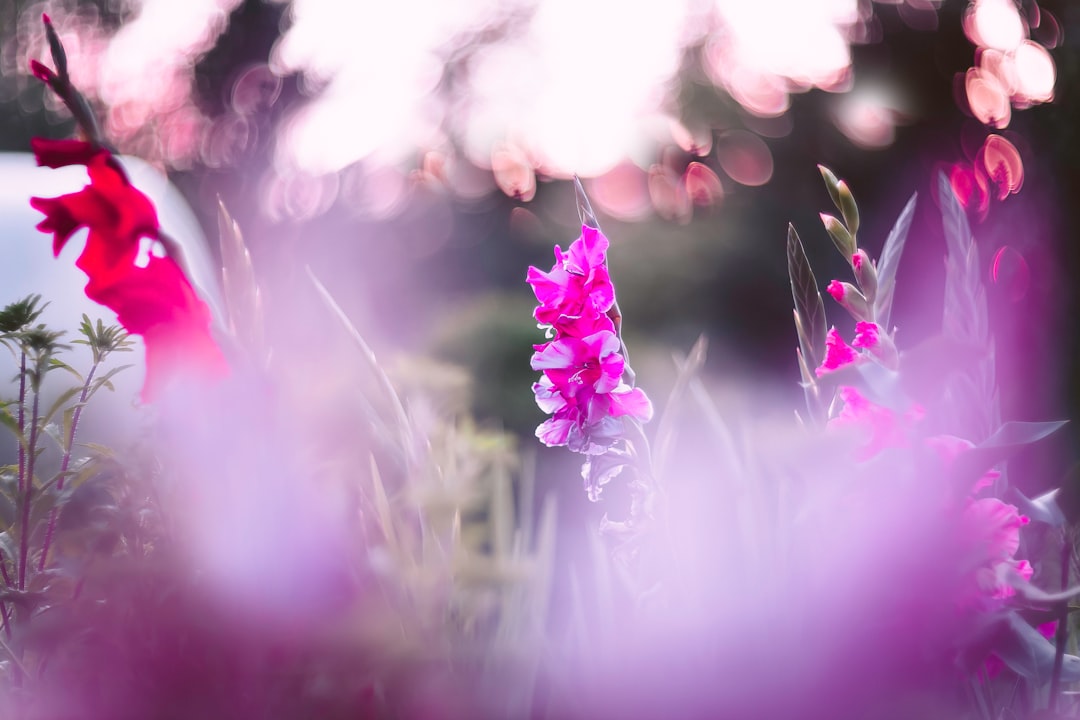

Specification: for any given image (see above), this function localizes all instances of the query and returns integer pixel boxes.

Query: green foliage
[0,296,132,696]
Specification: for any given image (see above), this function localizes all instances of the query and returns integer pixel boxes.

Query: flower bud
[821,213,856,259]
[42,12,67,82]
[837,180,860,237]
[818,164,842,210]
[827,280,871,322]
[852,249,877,304]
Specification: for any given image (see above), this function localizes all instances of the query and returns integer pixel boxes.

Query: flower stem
[16,352,26,499]
[39,363,97,571]
[18,389,41,590]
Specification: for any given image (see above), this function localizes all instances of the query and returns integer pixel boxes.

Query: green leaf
[48,357,83,383]
[42,386,85,428]
[308,269,414,464]
[1007,487,1066,526]
[653,335,708,478]
[873,192,916,332]
[0,408,28,452]
[86,364,133,398]
[991,612,1080,683]
[952,421,1068,492]
[787,224,827,370]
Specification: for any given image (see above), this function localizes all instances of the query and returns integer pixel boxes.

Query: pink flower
[531,330,624,398]
[816,327,859,376]
[528,226,652,461]
[527,225,615,333]
[958,497,1031,604]
[851,321,879,350]
[924,435,999,494]
[532,375,651,455]
[828,386,913,460]
[826,279,870,320]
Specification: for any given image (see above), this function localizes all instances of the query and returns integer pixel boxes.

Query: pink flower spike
[815,327,859,376]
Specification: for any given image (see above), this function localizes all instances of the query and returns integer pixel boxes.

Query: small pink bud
[42,12,52,25]
[29,59,55,84]
[826,280,870,321]
[852,249,877,303]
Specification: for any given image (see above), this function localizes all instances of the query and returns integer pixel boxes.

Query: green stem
[39,363,98,571]
[16,352,26,499]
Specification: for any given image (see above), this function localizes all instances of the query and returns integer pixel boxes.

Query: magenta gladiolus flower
[527,224,652,473]
[528,225,616,332]
[851,321,879,350]
[531,331,624,397]
[816,327,859,376]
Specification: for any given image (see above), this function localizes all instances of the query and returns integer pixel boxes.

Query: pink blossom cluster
[527,226,652,455]
[817,312,1032,610]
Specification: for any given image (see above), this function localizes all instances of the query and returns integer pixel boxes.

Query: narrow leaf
[574,176,600,230]
[787,224,827,369]
[953,421,1068,491]
[992,612,1080,683]
[41,386,84,427]
[873,192,916,331]
[653,335,708,477]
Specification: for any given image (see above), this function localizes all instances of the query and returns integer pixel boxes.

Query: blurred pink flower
[828,386,912,460]
[925,434,1000,494]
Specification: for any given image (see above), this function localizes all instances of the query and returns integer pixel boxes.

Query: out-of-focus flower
[828,386,914,460]
[960,497,1031,602]
[29,138,227,400]
[925,434,999,494]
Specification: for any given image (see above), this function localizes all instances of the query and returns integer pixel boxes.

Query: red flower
[29,138,227,400]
